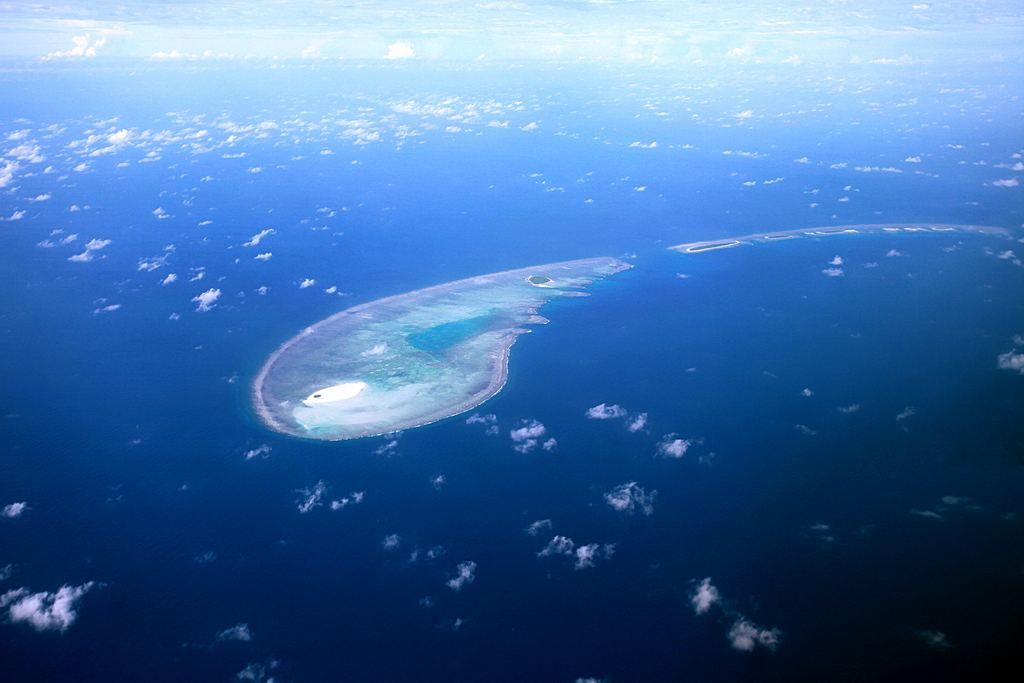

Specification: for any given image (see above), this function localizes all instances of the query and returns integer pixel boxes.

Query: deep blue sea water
[1,64,1023,681]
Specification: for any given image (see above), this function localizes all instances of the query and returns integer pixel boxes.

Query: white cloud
[726,45,754,59]
[991,177,1019,188]
[627,413,648,433]
[538,535,575,557]
[28,193,51,202]
[0,160,18,188]
[829,255,844,266]
[243,228,275,247]
[152,207,170,219]
[0,582,96,632]
[629,141,657,149]
[7,144,44,163]
[236,660,281,681]
[604,482,656,515]
[361,343,389,357]
[254,252,272,261]
[525,519,552,536]
[781,54,802,65]
[2,209,25,222]
[997,351,1024,374]
[657,434,690,458]
[733,110,753,120]
[384,40,416,60]
[914,629,952,650]
[822,267,845,277]
[585,403,627,420]
[691,577,720,615]
[446,561,477,591]
[192,288,221,312]
[299,278,316,289]
[574,543,614,570]
[728,618,782,652]
[855,166,902,173]
[161,273,178,286]
[296,480,327,513]
[520,121,540,132]
[2,501,28,518]
[217,623,252,642]
[896,406,916,421]
[42,34,108,61]
[68,237,112,263]
[243,444,271,460]
[905,155,922,163]
[381,533,401,550]
[330,491,365,510]
[510,419,546,453]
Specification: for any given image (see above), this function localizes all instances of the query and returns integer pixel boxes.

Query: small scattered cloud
[510,419,547,453]
[728,618,782,652]
[217,623,252,642]
[538,535,575,557]
[574,543,615,570]
[525,519,552,536]
[299,278,316,289]
[446,561,477,591]
[0,582,96,632]
[991,177,1019,188]
[656,434,690,458]
[68,237,112,263]
[92,303,121,315]
[997,350,1024,374]
[361,343,389,357]
[330,491,365,510]
[2,502,28,518]
[296,480,326,513]
[243,444,272,460]
[243,228,275,247]
[914,629,952,650]
[585,403,627,420]
[604,482,657,515]
[690,577,720,615]
[384,40,416,60]
[627,412,648,433]
[42,34,108,61]
[192,288,221,312]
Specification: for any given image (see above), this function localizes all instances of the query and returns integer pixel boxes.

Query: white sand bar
[303,382,368,405]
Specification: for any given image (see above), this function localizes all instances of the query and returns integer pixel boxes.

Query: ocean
[1,63,1023,681]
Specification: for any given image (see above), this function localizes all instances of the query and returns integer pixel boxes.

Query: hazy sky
[1,1,1021,66]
